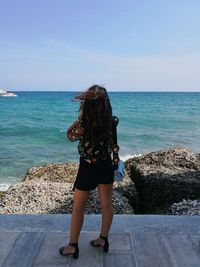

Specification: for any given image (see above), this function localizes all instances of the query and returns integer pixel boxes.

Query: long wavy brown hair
[74,85,112,144]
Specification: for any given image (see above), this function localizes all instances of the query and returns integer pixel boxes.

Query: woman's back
[74,85,114,163]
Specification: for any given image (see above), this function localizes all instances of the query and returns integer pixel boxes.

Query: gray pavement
[0,214,200,267]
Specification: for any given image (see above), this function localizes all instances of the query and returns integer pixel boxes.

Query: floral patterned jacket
[67,116,119,163]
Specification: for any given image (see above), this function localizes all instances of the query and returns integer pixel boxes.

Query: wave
[120,154,142,161]
[0,183,11,192]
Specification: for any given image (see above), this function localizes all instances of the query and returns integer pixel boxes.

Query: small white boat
[0,89,17,97]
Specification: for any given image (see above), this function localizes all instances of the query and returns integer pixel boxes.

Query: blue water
[0,91,200,185]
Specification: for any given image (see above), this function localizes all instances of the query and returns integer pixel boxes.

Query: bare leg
[62,188,89,254]
[92,183,113,246]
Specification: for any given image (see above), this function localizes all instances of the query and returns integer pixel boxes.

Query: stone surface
[104,254,136,267]
[161,234,200,267]
[108,233,132,252]
[1,232,45,267]
[131,232,171,267]
[1,214,200,267]
[127,147,200,213]
[0,232,20,266]
[33,232,71,266]
[188,234,200,253]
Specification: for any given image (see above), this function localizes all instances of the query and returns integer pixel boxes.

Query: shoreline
[0,153,142,192]
[0,184,11,192]
[2,143,199,191]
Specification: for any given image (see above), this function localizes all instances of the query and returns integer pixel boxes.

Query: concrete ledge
[0,214,200,233]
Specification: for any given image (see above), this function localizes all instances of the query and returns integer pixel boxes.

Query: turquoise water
[0,91,200,185]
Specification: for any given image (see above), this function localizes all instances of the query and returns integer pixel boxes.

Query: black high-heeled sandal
[90,234,109,253]
[59,242,79,259]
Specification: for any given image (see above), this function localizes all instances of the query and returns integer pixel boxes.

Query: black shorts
[73,157,114,191]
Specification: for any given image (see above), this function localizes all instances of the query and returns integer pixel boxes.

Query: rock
[113,174,140,213]
[126,147,200,214]
[85,189,135,214]
[0,192,5,199]
[168,199,200,215]
[23,162,79,183]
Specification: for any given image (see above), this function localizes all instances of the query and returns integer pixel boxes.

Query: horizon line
[10,90,200,93]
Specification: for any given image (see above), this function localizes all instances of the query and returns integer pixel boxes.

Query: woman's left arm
[67,116,83,142]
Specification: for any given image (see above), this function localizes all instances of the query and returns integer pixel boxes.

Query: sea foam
[120,154,142,161]
[0,184,11,192]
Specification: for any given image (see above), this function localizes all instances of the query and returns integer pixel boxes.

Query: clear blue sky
[0,0,200,91]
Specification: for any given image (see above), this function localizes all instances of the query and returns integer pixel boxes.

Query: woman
[59,85,118,259]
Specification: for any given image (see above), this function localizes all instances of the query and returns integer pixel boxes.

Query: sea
[0,91,200,189]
